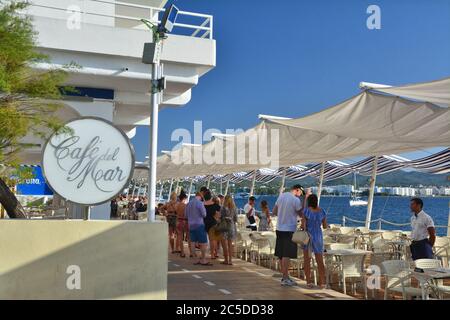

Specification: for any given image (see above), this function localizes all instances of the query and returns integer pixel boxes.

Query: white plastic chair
[236,231,252,261]
[382,260,423,300]
[339,227,355,235]
[414,258,442,269]
[249,232,274,268]
[381,231,400,241]
[334,253,369,298]
[414,259,450,299]
[434,237,449,268]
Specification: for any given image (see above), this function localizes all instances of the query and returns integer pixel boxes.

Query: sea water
[234,196,450,236]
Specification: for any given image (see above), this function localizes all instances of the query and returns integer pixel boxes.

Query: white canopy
[373,76,450,107]
[156,78,450,180]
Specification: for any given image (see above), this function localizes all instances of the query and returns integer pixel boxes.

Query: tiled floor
[168,253,353,300]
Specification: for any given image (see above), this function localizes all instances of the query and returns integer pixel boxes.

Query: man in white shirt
[244,196,257,231]
[272,184,304,286]
[409,198,435,261]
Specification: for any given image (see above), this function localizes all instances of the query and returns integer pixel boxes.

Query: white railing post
[342,216,346,227]
[365,156,378,229]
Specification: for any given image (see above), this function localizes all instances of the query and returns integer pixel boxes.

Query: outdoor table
[324,249,372,288]
[411,268,450,300]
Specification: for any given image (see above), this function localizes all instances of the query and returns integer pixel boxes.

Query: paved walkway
[168,253,353,300]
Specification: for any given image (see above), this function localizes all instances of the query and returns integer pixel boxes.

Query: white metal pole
[317,162,325,205]
[224,177,230,196]
[187,178,194,202]
[249,170,257,196]
[131,181,137,197]
[279,168,287,196]
[175,179,180,194]
[365,156,378,229]
[126,182,131,196]
[159,181,164,202]
[206,176,211,189]
[147,61,160,222]
[167,178,174,201]
[220,177,223,194]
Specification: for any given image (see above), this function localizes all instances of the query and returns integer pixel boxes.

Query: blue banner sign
[16,166,53,196]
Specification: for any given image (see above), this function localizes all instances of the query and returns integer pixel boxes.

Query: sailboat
[349,172,368,206]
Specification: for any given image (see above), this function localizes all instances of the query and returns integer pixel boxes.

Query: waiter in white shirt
[409,198,436,260]
[244,196,257,231]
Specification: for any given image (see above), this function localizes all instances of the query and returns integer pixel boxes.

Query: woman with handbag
[203,190,222,259]
[301,192,327,289]
[219,195,238,265]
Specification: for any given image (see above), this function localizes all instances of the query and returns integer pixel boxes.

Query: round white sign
[42,117,135,205]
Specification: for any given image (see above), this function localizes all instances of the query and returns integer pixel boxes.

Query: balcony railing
[27,0,213,39]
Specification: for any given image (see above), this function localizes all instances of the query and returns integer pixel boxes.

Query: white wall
[27,0,115,26]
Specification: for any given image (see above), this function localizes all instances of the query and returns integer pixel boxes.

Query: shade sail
[134,148,449,184]
[373,76,450,107]
[156,79,450,180]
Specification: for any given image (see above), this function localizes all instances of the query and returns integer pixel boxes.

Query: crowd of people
[114,184,437,290]
[158,187,239,266]
[110,195,148,220]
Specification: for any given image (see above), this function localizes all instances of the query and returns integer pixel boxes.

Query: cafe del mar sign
[42,117,135,205]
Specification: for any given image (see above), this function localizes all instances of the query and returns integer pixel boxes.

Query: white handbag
[291,229,310,245]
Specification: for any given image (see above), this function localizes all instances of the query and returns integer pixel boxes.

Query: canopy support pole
[365,157,378,229]
[206,176,211,189]
[167,178,174,200]
[317,162,325,205]
[187,178,194,202]
[175,179,180,194]
[249,170,257,196]
[126,182,132,196]
[279,168,287,196]
[224,177,230,196]
[220,178,223,194]
[158,181,164,202]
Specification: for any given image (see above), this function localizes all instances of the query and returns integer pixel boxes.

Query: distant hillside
[285,170,449,187]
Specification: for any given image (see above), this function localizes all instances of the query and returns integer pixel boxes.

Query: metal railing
[342,215,449,232]
[27,0,213,39]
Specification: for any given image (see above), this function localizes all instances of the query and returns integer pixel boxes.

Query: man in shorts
[185,192,211,266]
[272,184,304,286]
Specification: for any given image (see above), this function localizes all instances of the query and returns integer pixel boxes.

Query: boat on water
[234,192,250,199]
[349,172,368,206]
[349,197,368,206]
[233,192,260,199]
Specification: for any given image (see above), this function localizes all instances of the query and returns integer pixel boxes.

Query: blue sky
[131,0,450,162]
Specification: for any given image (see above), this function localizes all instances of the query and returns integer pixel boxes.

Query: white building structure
[19,0,216,219]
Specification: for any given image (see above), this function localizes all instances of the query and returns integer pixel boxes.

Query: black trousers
[410,239,433,260]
